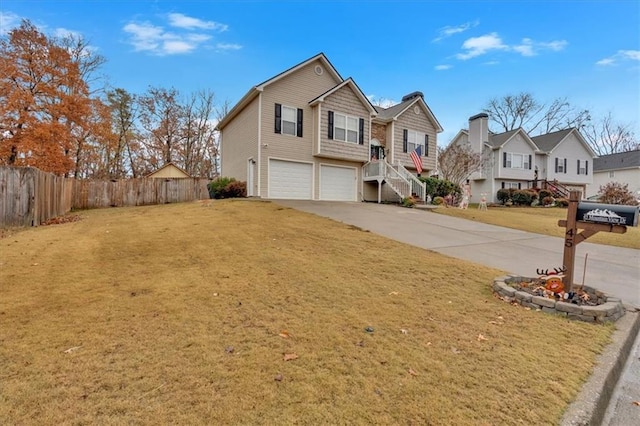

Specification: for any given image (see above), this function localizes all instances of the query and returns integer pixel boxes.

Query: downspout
[257,91,263,197]
[390,120,395,165]
[316,103,321,156]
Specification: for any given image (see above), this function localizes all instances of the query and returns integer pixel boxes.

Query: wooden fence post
[561,190,581,292]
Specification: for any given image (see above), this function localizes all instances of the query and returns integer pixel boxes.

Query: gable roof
[593,149,640,171]
[530,128,596,157]
[308,77,377,115]
[374,96,444,132]
[216,52,342,130]
[486,128,537,151]
[145,162,191,178]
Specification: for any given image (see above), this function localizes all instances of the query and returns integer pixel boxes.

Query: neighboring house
[587,150,640,199]
[146,163,191,179]
[449,113,595,203]
[216,53,443,202]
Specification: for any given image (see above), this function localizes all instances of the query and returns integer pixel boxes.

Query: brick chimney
[468,113,488,153]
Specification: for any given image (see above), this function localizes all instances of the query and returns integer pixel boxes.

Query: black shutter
[555,157,558,173]
[328,111,334,139]
[586,160,589,175]
[403,129,408,153]
[501,182,505,189]
[528,155,532,170]
[274,103,282,134]
[503,152,507,168]
[296,108,303,138]
[425,134,429,156]
[577,160,580,174]
[358,118,364,145]
[518,182,522,189]
[564,158,567,174]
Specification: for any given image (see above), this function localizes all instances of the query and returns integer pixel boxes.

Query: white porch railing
[363,160,414,201]
[396,163,426,202]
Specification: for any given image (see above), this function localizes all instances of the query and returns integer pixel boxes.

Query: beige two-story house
[449,113,595,203]
[216,53,442,202]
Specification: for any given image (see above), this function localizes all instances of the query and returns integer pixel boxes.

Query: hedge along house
[216,53,443,202]
[449,113,595,203]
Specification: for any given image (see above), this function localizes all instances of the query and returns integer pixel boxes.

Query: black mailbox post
[576,202,639,227]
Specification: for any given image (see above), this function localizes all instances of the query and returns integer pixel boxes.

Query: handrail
[363,160,385,178]
[362,159,413,201]
[395,163,426,201]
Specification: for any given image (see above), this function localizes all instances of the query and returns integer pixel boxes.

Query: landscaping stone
[492,276,625,323]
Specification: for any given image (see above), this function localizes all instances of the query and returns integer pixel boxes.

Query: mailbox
[577,202,639,227]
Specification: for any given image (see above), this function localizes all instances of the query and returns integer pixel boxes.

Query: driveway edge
[560,307,640,426]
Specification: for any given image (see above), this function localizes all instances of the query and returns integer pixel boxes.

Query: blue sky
[2,0,639,144]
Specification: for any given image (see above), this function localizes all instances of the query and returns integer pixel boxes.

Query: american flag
[410,145,423,174]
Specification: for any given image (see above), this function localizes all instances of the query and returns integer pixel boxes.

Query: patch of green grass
[434,205,640,249]
[0,200,612,424]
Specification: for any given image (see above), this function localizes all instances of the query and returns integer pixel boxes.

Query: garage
[268,159,313,199]
[320,165,357,201]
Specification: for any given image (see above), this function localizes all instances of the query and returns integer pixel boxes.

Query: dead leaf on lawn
[400,329,408,334]
[408,368,418,376]
[633,401,640,406]
[283,353,298,361]
[451,346,460,354]
[477,334,487,342]
[274,374,283,382]
[63,345,82,354]
[497,316,504,320]
[388,291,399,295]
[488,320,503,325]
[426,342,432,346]
[279,330,290,338]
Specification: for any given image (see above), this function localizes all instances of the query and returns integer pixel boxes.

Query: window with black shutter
[403,129,408,153]
[328,111,334,139]
[358,118,364,145]
[425,135,429,156]
[296,108,303,138]
[274,103,282,134]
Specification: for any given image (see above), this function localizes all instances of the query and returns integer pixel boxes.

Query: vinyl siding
[589,168,640,198]
[259,59,340,197]
[544,133,593,185]
[319,85,370,161]
[394,103,438,174]
[220,95,259,187]
[498,133,535,179]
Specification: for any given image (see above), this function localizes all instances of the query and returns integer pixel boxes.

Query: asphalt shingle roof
[530,128,573,152]
[593,150,640,171]
[375,98,415,120]
[487,129,520,148]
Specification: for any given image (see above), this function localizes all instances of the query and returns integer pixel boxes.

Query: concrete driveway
[275,200,640,307]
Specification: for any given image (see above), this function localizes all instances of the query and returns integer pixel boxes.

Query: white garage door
[320,165,357,201]
[269,160,313,199]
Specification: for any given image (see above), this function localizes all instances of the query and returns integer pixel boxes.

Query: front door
[370,145,385,161]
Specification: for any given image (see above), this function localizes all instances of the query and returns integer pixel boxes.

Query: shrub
[538,189,552,201]
[402,197,416,208]
[432,196,444,205]
[555,198,569,207]
[597,182,639,206]
[418,177,461,199]
[208,177,247,199]
[496,188,513,204]
[511,190,534,206]
[542,196,555,206]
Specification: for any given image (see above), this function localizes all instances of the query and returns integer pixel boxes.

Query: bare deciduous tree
[581,112,639,156]
[437,142,486,185]
[483,92,590,135]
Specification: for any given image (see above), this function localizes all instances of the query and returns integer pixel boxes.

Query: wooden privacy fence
[72,178,210,210]
[1,166,211,228]
[0,166,73,227]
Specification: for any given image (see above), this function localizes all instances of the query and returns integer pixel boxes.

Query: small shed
[146,163,191,179]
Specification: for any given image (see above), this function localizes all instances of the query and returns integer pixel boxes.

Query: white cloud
[0,11,21,35]
[53,27,82,39]
[433,20,479,42]
[435,64,452,71]
[456,33,507,60]
[215,42,242,51]
[456,33,567,60]
[596,49,640,66]
[167,13,228,32]
[123,13,237,56]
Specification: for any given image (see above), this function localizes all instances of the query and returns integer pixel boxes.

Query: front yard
[0,200,612,424]
[433,204,640,250]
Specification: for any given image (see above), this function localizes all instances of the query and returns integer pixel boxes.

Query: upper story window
[327,111,364,144]
[403,129,429,156]
[577,159,589,175]
[555,157,567,174]
[609,171,615,178]
[274,103,303,137]
[503,152,531,170]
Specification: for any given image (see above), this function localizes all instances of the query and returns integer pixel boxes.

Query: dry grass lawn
[434,205,640,249]
[0,200,613,425]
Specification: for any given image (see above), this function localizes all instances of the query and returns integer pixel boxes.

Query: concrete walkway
[276,200,640,425]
